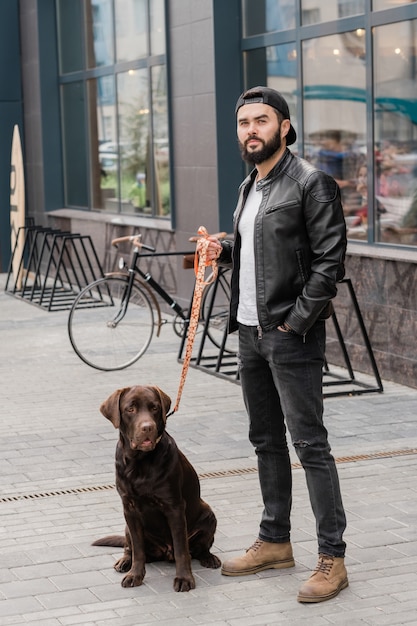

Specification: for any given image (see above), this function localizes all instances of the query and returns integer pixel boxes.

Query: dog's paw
[199,553,221,569]
[121,569,145,587]
[114,556,132,573]
[173,574,196,592]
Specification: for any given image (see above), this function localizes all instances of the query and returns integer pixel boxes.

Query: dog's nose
[141,422,154,433]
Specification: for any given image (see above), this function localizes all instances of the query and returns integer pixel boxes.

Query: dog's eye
[126,405,135,413]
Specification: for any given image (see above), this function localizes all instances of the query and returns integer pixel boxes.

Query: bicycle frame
[107,243,191,337]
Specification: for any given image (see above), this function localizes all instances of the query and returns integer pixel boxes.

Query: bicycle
[67,234,234,371]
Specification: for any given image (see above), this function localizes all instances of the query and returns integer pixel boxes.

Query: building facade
[1,0,417,386]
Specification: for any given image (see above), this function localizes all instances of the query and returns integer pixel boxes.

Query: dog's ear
[100,388,130,428]
[152,386,171,418]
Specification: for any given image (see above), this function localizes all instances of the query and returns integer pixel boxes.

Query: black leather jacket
[219,148,347,336]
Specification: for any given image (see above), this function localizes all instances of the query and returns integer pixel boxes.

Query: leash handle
[171,227,220,414]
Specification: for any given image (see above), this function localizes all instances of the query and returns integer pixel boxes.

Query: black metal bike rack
[178,271,383,398]
[322,278,383,397]
[5,224,104,311]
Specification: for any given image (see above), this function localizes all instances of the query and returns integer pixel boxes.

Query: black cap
[235,86,297,146]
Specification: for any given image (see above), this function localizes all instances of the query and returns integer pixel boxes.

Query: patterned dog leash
[169,226,225,415]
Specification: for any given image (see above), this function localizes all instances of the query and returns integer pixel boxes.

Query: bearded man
[202,86,348,603]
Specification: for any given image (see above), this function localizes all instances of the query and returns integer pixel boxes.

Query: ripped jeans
[238,321,346,557]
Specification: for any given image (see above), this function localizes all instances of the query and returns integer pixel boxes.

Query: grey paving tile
[11,562,70,581]
[36,588,102,610]
[0,595,45,617]
[0,578,58,599]
[22,606,88,624]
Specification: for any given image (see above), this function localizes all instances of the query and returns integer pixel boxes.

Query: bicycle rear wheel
[68,276,154,371]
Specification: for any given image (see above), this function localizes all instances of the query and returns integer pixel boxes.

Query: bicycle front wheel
[68,276,154,371]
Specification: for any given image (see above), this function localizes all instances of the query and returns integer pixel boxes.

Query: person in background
[201,86,348,603]
[314,130,356,190]
[313,129,359,214]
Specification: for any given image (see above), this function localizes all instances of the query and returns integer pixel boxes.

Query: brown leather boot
[297,554,348,603]
[221,539,294,576]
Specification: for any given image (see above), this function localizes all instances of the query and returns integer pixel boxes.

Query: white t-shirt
[237,181,262,326]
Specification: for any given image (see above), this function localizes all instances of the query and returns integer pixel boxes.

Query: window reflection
[57,0,84,73]
[87,0,114,68]
[150,0,166,55]
[301,0,365,25]
[374,21,417,246]
[117,70,150,215]
[152,66,170,216]
[61,82,89,207]
[95,76,119,210]
[242,0,295,36]
[57,0,115,71]
[115,0,148,62]
[303,32,367,239]
[373,0,416,11]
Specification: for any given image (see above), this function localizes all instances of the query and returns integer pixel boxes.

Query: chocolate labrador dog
[93,385,221,592]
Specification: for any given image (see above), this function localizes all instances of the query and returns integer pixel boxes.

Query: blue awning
[303,84,417,123]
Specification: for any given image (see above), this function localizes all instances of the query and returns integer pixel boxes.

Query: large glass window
[374,20,417,245]
[56,0,170,219]
[241,0,417,249]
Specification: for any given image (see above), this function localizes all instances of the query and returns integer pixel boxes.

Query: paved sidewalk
[1,273,417,626]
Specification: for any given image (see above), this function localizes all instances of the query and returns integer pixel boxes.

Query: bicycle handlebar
[112,230,227,252]
[111,235,156,252]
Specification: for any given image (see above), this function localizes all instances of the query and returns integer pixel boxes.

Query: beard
[239,127,282,164]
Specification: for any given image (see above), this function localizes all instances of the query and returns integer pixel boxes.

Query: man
[202,86,348,603]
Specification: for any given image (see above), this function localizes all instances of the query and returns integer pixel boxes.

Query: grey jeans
[238,321,346,557]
